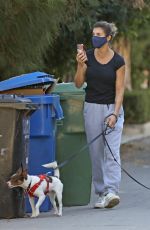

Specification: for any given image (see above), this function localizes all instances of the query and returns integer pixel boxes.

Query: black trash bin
[0,95,36,218]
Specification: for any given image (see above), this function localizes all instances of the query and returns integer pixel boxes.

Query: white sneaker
[104,193,120,208]
[94,195,105,208]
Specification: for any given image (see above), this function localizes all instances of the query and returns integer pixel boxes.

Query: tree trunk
[113,37,132,91]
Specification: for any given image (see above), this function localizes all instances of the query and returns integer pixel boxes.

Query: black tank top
[85,49,125,104]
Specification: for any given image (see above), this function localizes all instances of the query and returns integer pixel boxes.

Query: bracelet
[111,113,118,122]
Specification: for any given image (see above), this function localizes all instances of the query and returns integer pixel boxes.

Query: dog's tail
[42,161,60,178]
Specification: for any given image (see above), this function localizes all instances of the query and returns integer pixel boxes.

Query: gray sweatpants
[84,102,124,195]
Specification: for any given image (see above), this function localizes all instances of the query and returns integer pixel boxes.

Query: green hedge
[123,90,150,124]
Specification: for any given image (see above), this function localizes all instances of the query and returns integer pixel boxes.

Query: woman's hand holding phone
[76,44,88,65]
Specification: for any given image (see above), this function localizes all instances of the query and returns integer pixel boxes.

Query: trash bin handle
[52,101,64,120]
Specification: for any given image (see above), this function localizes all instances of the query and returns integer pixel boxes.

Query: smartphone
[77,44,84,53]
[77,43,88,64]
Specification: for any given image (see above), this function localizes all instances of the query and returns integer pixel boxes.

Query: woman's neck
[94,44,114,64]
[95,45,112,58]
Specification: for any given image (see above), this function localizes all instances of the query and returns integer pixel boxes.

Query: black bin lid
[0,94,37,110]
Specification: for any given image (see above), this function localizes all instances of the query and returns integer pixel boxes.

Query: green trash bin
[53,82,92,206]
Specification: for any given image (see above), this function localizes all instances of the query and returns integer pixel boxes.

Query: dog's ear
[21,162,24,172]
[22,169,28,180]
[17,167,22,175]
[16,163,24,175]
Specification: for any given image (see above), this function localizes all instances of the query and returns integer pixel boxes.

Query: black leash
[57,123,150,191]
[103,132,150,191]
[58,126,109,169]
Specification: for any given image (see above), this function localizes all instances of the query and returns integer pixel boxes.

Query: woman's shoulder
[114,52,125,61]
[113,51,125,69]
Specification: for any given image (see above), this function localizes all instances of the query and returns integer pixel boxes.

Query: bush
[123,90,150,124]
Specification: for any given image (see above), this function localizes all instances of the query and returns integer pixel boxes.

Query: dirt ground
[121,137,150,166]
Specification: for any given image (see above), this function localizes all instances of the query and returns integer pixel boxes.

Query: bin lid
[0,94,31,103]
[52,82,86,94]
[0,94,37,110]
[0,72,56,92]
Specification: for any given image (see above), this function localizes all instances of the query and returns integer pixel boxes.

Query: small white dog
[7,161,63,217]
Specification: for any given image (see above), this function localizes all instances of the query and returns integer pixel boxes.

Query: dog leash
[57,114,114,169]
[103,132,150,190]
[57,122,150,191]
[57,125,111,169]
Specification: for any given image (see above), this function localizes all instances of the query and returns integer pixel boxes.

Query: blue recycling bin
[25,94,63,213]
[0,72,64,213]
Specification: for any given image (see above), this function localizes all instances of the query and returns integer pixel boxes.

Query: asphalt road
[1,138,150,230]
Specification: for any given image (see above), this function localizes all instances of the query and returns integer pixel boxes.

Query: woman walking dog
[74,21,125,209]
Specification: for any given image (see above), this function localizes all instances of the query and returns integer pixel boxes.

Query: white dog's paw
[53,212,62,217]
[31,213,37,218]
[53,210,62,216]
[31,210,39,218]
[57,212,62,217]
[35,210,40,217]
[57,210,62,217]
[53,210,58,215]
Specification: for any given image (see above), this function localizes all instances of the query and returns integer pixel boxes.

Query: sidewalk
[1,128,150,230]
[1,157,150,230]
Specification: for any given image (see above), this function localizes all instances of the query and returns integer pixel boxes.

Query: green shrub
[123,90,150,124]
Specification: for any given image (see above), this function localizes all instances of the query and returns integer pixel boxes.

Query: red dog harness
[27,175,51,197]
